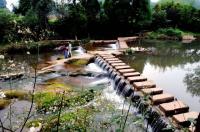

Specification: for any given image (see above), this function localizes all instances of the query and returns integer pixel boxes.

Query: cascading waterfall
[94,57,170,132]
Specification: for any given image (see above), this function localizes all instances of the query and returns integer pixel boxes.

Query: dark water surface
[122,39,200,111]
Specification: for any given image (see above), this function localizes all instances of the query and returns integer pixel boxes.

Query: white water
[85,63,105,73]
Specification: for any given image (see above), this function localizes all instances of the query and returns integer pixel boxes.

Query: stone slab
[122,72,141,78]
[127,76,147,83]
[111,63,126,66]
[150,93,174,105]
[173,112,199,124]
[114,65,131,70]
[159,101,189,116]
[133,80,156,90]
[118,69,135,73]
[105,58,120,61]
[141,88,163,95]
[102,56,115,59]
[100,54,113,57]
[108,60,123,64]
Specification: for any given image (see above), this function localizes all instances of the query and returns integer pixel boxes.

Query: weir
[94,53,200,132]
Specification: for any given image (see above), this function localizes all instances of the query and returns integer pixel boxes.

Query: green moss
[67,59,89,66]
[26,119,43,128]
[0,99,11,110]
[4,90,29,100]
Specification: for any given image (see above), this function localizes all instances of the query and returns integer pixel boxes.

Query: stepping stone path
[114,65,131,70]
[159,101,189,116]
[122,72,140,78]
[111,63,126,66]
[150,93,174,105]
[105,58,120,61]
[108,60,123,64]
[96,53,199,131]
[133,80,156,90]
[141,88,163,95]
[127,76,147,83]
[173,112,199,125]
[118,68,135,73]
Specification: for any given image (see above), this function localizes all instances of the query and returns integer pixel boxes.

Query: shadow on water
[122,39,200,111]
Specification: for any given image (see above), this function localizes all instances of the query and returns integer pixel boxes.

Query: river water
[122,39,200,111]
[0,40,200,131]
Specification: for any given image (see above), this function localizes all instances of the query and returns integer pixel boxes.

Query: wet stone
[127,76,147,83]
[133,80,156,90]
[107,60,123,64]
[150,93,174,105]
[105,58,120,61]
[118,69,136,74]
[172,112,199,125]
[111,63,126,66]
[141,88,163,95]
[159,101,189,116]
[114,65,131,70]
[122,72,141,78]
[102,56,115,59]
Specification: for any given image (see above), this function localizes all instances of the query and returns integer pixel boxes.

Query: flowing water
[122,39,200,111]
[1,40,200,131]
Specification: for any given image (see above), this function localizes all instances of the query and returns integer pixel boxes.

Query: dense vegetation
[0,0,200,43]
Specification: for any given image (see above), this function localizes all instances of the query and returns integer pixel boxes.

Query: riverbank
[146,28,200,41]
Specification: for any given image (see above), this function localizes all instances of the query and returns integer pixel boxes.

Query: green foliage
[0,9,17,43]
[147,28,183,39]
[34,90,95,113]
[42,106,96,131]
[152,1,200,32]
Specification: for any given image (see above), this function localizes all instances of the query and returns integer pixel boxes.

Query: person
[68,43,72,57]
[64,45,68,59]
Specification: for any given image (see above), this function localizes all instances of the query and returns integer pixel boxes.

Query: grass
[41,106,97,131]
[0,99,11,110]
[34,89,95,113]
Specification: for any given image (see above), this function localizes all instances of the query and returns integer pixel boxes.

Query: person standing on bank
[64,45,69,59]
[68,43,72,57]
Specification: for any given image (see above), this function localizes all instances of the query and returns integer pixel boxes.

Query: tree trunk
[195,113,200,132]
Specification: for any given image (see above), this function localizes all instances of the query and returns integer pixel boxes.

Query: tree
[14,0,31,15]
[0,9,17,43]
[83,0,100,37]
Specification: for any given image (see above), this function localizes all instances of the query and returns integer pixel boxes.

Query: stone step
[159,101,189,116]
[118,69,136,74]
[122,72,141,78]
[114,65,131,70]
[107,60,123,64]
[102,56,115,59]
[127,76,147,83]
[111,63,126,66]
[150,93,174,105]
[99,54,113,57]
[141,88,163,95]
[105,58,120,61]
[133,80,156,90]
[172,112,199,126]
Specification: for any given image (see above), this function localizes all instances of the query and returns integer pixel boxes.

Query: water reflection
[122,39,200,111]
[184,66,200,97]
